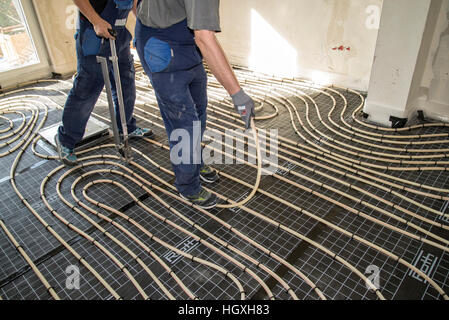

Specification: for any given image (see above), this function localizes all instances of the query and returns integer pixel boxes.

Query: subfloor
[0,66,448,300]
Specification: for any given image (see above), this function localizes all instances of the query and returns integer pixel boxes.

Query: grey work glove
[231,89,255,130]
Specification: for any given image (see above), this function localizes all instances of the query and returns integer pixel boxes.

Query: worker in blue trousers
[134,0,256,209]
[55,0,153,166]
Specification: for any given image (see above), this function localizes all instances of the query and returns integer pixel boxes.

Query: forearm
[74,0,114,38]
[73,0,102,25]
[132,0,138,17]
[194,30,241,96]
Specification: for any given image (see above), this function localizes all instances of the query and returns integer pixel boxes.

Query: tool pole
[95,29,133,162]
[97,55,122,151]
[109,37,132,162]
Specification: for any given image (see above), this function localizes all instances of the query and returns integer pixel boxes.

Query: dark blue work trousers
[58,34,137,150]
[136,41,208,197]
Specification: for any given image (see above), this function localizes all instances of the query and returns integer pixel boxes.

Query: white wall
[217,0,383,91]
[411,0,449,123]
[31,0,138,77]
[364,0,449,126]
[363,0,432,125]
[32,0,77,76]
[27,0,383,90]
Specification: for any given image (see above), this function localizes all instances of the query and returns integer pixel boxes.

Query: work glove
[231,89,255,130]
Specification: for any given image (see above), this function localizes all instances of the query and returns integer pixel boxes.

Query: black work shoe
[199,166,220,184]
[181,188,218,210]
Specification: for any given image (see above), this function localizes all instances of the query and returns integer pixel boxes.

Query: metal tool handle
[96,28,133,162]
[97,55,122,149]
[108,28,117,38]
[109,35,131,154]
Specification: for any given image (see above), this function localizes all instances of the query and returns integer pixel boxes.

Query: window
[0,0,39,72]
[0,0,50,89]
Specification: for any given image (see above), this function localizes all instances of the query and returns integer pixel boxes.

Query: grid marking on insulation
[0,70,448,300]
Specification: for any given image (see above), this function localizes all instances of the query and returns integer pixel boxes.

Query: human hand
[93,18,115,39]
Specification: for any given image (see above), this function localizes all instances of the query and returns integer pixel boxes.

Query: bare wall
[32,0,136,77]
[413,0,449,122]
[217,0,383,91]
[32,0,383,90]
[32,0,77,76]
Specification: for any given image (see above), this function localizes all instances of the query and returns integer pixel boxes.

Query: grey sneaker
[181,188,218,210]
[54,134,77,166]
[200,166,220,184]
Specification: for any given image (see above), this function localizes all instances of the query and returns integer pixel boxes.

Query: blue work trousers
[58,34,137,149]
[136,42,208,196]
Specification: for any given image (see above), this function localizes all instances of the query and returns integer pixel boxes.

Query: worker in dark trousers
[56,0,153,166]
[134,0,255,209]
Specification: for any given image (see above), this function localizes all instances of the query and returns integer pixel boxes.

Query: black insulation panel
[0,68,448,300]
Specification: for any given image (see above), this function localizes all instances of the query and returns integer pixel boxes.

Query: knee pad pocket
[81,28,101,56]
[114,0,133,10]
[144,37,172,73]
